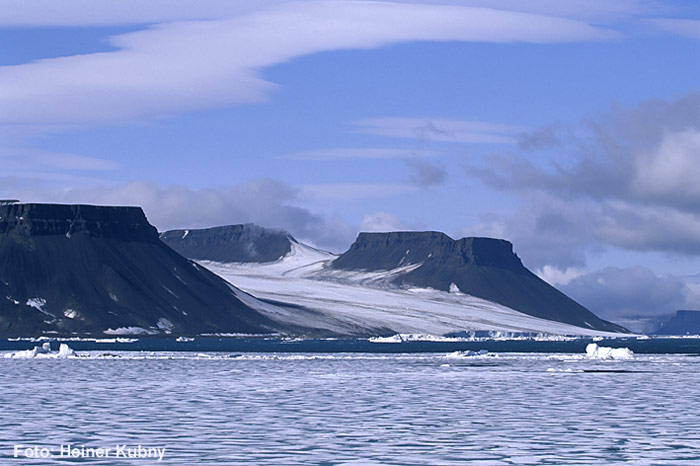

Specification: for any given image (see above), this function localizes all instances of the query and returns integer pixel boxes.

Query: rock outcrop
[160,224,294,263]
[331,232,627,333]
[0,203,280,337]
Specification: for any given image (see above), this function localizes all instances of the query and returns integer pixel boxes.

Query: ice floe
[444,350,489,358]
[585,343,634,360]
[4,343,76,359]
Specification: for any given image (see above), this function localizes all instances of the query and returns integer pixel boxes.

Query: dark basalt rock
[0,203,280,337]
[653,310,700,335]
[160,224,294,263]
[332,231,628,333]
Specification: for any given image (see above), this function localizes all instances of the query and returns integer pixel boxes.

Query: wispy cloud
[0,0,667,27]
[0,178,359,251]
[0,2,617,125]
[299,183,418,202]
[0,148,119,171]
[350,117,525,144]
[462,92,700,267]
[285,147,438,161]
[648,18,700,39]
[360,211,408,232]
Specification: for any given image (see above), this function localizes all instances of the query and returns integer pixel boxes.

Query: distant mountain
[330,232,627,333]
[653,310,700,335]
[160,224,294,263]
[166,224,628,336]
[0,203,285,337]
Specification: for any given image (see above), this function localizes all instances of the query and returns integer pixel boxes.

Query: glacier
[201,241,627,338]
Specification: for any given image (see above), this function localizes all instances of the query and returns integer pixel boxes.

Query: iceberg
[444,349,489,358]
[585,343,634,360]
[57,343,74,358]
[3,343,76,359]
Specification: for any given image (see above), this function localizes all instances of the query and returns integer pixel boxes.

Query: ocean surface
[2,350,699,465]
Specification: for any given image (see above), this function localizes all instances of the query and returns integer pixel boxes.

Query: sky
[1,0,699,329]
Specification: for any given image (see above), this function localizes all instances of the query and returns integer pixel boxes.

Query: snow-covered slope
[201,241,625,337]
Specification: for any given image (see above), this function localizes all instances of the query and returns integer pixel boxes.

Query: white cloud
[463,93,700,265]
[351,117,525,144]
[0,178,361,251]
[536,265,585,286]
[561,266,691,319]
[0,2,617,125]
[360,212,407,232]
[632,129,700,204]
[428,0,666,22]
[0,0,665,27]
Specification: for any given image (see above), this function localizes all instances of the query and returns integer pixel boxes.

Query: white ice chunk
[368,335,404,343]
[3,342,75,358]
[585,343,634,360]
[57,343,74,358]
[444,349,489,358]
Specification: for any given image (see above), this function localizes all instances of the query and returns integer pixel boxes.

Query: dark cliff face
[0,204,279,337]
[653,310,700,335]
[0,203,159,241]
[332,232,523,271]
[160,224,294,263]
[332,231,627,333]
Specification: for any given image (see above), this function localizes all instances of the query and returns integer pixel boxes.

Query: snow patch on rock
[104,327,156,336]
[156,318,174,333]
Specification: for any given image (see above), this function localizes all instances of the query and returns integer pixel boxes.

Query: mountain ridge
[160,224,295,263]
[0,203,283,337]
[161,224,628,334]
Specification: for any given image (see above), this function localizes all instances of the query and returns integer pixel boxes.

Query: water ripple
[1,353,698,465]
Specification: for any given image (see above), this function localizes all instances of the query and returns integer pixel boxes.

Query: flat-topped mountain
[0,203,282,337]
[653,310,700,335]
[166,225,627,335]
[332,232,522,270]
[330,232,627,333]
[160,224,294,263]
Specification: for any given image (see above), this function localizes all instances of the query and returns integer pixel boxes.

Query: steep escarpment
[0,203,280,337]
[331,232,627,333]
[160,224,294,263]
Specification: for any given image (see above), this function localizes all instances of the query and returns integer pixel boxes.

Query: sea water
[1,351,699,465]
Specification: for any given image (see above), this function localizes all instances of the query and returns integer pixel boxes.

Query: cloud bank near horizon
[463,92,700,267]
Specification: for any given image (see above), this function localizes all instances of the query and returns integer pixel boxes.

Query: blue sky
[1,0,699,327]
